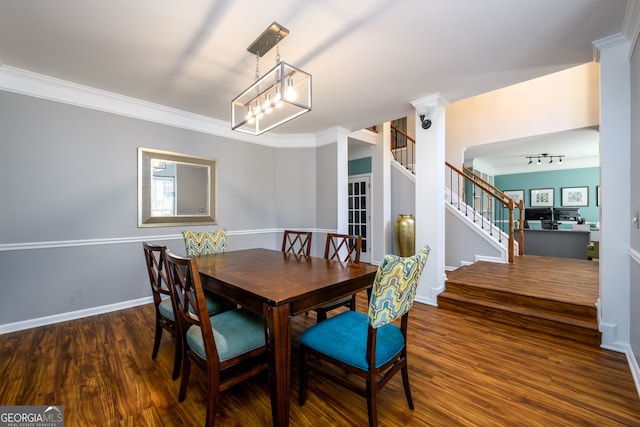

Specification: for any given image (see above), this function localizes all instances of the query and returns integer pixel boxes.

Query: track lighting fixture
[526,153,564,166]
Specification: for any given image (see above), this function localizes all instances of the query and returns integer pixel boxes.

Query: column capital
[411,93,450,110]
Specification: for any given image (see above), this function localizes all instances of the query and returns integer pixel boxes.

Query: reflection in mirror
[138,148,217,227]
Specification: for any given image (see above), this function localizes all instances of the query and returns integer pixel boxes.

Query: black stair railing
[390,123,415,173]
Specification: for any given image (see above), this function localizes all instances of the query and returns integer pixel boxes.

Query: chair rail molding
[0,228,340,252]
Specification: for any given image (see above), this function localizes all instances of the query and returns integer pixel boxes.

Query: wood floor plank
[445,255,599,306]
[441,255,602,346]
[1,290,639,426]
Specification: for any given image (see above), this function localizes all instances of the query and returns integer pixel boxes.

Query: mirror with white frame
[138,147,217,227]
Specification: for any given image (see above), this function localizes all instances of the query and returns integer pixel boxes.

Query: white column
[371,122,392,263]
[336,128,349,233]
[411,94,449,305]
[595,35,631,351]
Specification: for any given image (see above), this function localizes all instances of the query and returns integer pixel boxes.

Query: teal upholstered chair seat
[299,311,404,370]
[158,297,175,321]
[165,291,236,319]
[186,309,266,363]
[199,291,237,316]
[166,251,269,427]
[299,246,430,427]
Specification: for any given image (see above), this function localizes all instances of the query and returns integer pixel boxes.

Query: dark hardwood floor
[1,286,639,426]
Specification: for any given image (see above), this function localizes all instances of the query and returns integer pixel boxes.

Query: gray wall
[445,209,505,267]
[0,91,319,326]
[312,143,338,255]
[630,36,640,366]
[316,143,338,230]
[275,147,317,229]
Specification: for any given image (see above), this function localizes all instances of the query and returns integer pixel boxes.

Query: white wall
[596,35,632,351]
[628,23,640,366]
[446,62,600,166]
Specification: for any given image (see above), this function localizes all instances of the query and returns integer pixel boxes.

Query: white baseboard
[475,254,505,263]
[624,344,640,398]
[0,296,153,335]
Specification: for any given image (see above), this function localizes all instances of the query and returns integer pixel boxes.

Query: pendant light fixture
[231,22,312,135]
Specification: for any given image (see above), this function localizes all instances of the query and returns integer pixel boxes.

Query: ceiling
[0,0,629,139]
[464,127,601,175]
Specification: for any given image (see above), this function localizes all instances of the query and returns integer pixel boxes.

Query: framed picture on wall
[504,190,524,204]
[530,188,554,207]
[562,186,589,206]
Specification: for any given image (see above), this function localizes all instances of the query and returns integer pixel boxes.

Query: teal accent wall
[348,157,371,175]
[495,167,599,223]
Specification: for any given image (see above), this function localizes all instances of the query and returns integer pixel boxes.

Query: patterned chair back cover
[368,246,430,328]
[182,229,227,256]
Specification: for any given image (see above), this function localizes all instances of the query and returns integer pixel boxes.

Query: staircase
[438,259,601,346]
[386,119,600,346]
[390,122,523,263]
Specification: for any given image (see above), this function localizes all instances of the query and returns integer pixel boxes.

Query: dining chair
[182,229,228,257]
[182,229,237,314]
[298,246,431,427]
[281,230,312,256]
[165,250,269,427]
[314,233,363,322]
[142,242,181,380]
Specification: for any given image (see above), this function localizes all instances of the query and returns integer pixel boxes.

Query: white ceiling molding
[622,0,640,60]
[0,65,318,148]
[593,33,630,61]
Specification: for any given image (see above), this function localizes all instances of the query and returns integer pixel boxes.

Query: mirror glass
[138,148,217,227]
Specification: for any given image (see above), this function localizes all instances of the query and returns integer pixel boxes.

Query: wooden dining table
[195,248,378,427]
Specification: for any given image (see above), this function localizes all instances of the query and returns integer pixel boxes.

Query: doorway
[348,174,371,263]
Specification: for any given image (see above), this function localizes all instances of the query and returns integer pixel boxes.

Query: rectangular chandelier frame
[231,61,312,135]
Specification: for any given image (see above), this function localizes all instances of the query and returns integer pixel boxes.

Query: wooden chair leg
[366,378,377,427]
[178,357,191,402]
[152,319,162,359]
[298,347,309,406]
[316,310,328,322]
[401,363,414,409]
[205,378,220,427]
[171,334,182,380]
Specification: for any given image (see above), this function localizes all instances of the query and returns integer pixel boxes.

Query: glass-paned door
[348,175,371,263]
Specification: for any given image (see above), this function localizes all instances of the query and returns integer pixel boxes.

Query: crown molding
[622,0,640,60]
[593,33,630,63]
[0,65,318,148]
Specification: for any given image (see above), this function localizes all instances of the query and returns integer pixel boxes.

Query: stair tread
[439,291,598,330]
[445,279,597,311]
